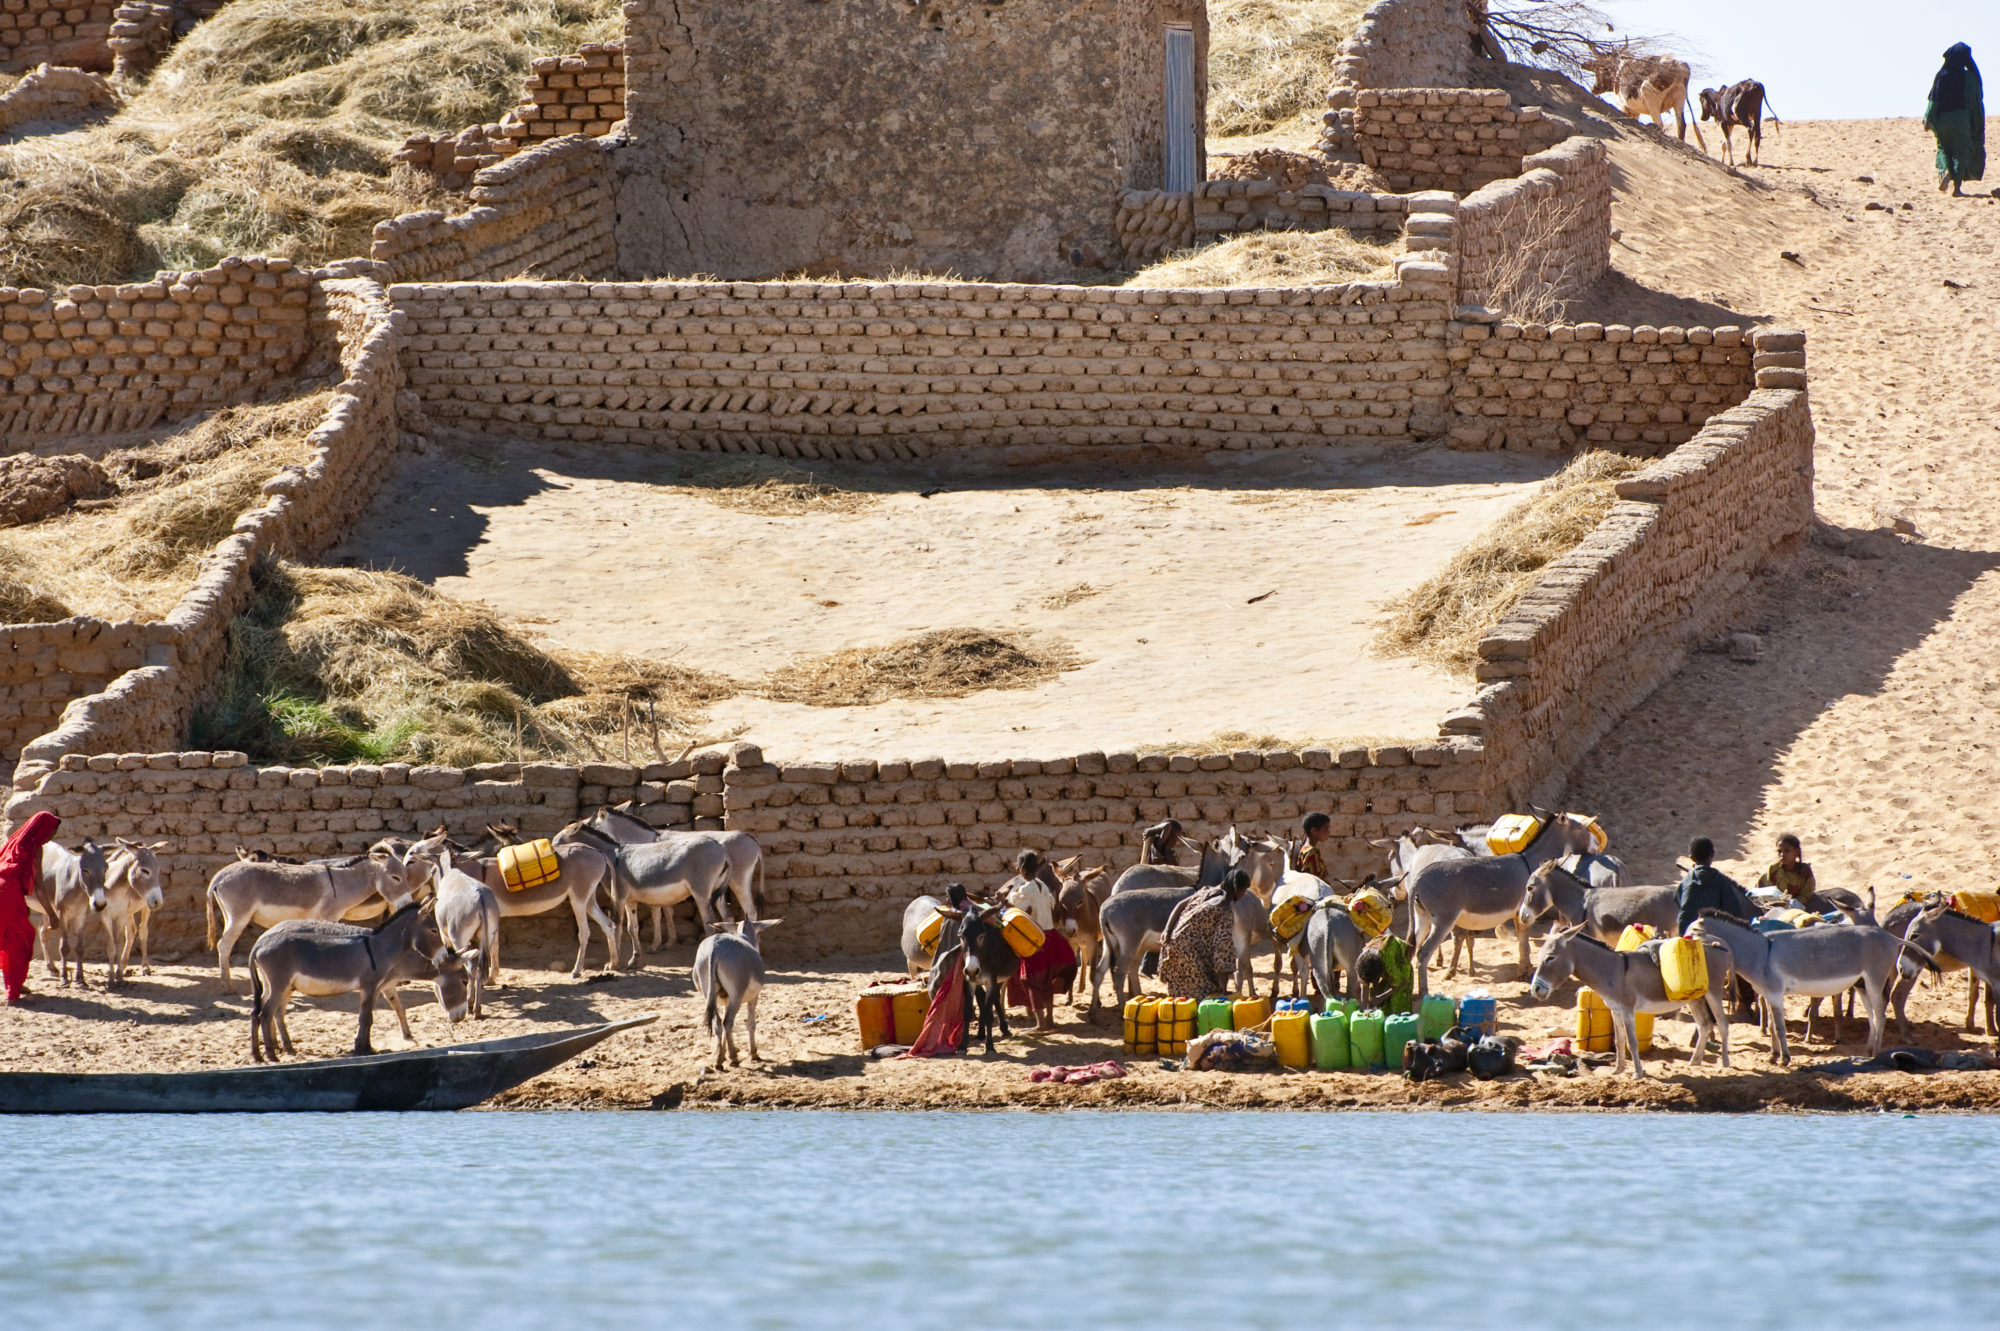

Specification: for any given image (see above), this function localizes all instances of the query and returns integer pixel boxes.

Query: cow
[1698,80,1776,168]
[1589,53,1707,152]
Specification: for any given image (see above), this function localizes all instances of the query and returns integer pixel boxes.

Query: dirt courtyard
[335,443,1554,758]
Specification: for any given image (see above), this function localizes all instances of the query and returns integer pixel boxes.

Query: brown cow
[1699,80,1777,167]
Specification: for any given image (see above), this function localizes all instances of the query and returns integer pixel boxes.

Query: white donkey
[101,840,169,985]
[32,839,109,988]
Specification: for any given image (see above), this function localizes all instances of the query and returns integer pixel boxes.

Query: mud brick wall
[1468,378,1814,806]
[10,740,1491,962]
[0,620,165,762]
[7,275,403,777]
[721,742,1489,961]
[0,61,115,130]
[370,136,615,283]
[1114,183,1417,270]
[0,0,115,72]
[394,43,625,190]
[1334,89,1550,194]
[0,257,315,444]
[1447,318,1757,454]
[1325,0,1476,101]
[614,0,1205,283]
[393,266,1460,459]
[1455,136,1611,314]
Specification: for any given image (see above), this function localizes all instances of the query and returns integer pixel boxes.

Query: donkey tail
[205,884,218,950]
[698,952,718,1035]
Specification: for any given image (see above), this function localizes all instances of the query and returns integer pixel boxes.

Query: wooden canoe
[0,1015,657,1114]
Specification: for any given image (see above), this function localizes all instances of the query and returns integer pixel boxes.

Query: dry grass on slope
[0,390,332,622]
[194,562,737,766]
[1126,228,1395,288]
[1207,0,1369,138]
[0,0,619,288]
[1375,451,1644,674]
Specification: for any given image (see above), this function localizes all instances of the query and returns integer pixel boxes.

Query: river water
[3,1110,1993,1329]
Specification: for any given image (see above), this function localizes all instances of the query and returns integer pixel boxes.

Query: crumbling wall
[0,257,315,444]
[369,136,616,283]
[0,0,116,72]
[0,621,163,762]
[394,42,625,191]
[370,135,612,283]
[0,61,117,130]
[1455,136,1612,314]
[393,262,1460,460]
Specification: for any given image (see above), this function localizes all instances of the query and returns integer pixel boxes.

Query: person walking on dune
[1925,42,1985,196]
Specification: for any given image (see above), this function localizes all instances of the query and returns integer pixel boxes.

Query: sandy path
[1561,118,2000,899]
[340,443,1551,759]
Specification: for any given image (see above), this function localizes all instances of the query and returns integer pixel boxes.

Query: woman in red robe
[0,812,60,1004]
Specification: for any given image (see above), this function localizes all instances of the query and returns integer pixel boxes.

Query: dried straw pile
[1126,229,1395,289]
[759,629,1079,708]
[0,390,331,622]
[1375,450,1643,674]
[670,456,878,517]
[0,0,618,287]
[1207,0,1370,139]
[194,562,737,766]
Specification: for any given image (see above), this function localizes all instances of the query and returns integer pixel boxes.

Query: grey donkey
[31,839,109,988]
[432,851,503,1017]
[1690,911,1938,1064]
[1528,923,1734,1078]
[207,841,421,992]
[248,902,475,1062]
[1374,831,1518,980]
[1404,810,1594,997]
[1302,886,1396,1005]
[557,820,749,967]
[1518,860,1679,945]
[591,803,765,951]
[1899,904,2000,1045]
[694,909,782,1070]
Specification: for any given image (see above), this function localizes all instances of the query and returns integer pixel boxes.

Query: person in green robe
[1925,43,1985,196]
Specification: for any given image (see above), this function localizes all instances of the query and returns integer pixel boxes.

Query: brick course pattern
[1324,0,1476,99]
[1447,317,1754,454]
[1328,89,1550,195]
[393,267,1462,460]
[369,136,616,283]
[1454,136,1611,313]
[0,257,315,442]
[393,42,625,190]
[0,0,114,72]
[0,620,163,762]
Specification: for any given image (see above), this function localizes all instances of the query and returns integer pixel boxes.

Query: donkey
[1094,882,1201,1010]
[1373,831,1512,979]
[1266,867,1337,999]
[248,902,475,1061]
[960,906,1019,1055]
[1690,912,1937,1063]
[1900,905,2000,1045]
[1303,892,1386,1005]
[32,839,109,988]
[1879,894,1989,1040]
[100,840,167,985]
[1528,924,1735,1078]
[1518,861,1679,946]
[593,802,764,950]
[1108,829,1286,901]
[206,842,419,992]
[1405,811,1594,996]
[693,907,781,1070]
[432,851,503,1017]
[445,833,617,978]
[1054,865,1108,1012]
[556,820,743,966]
